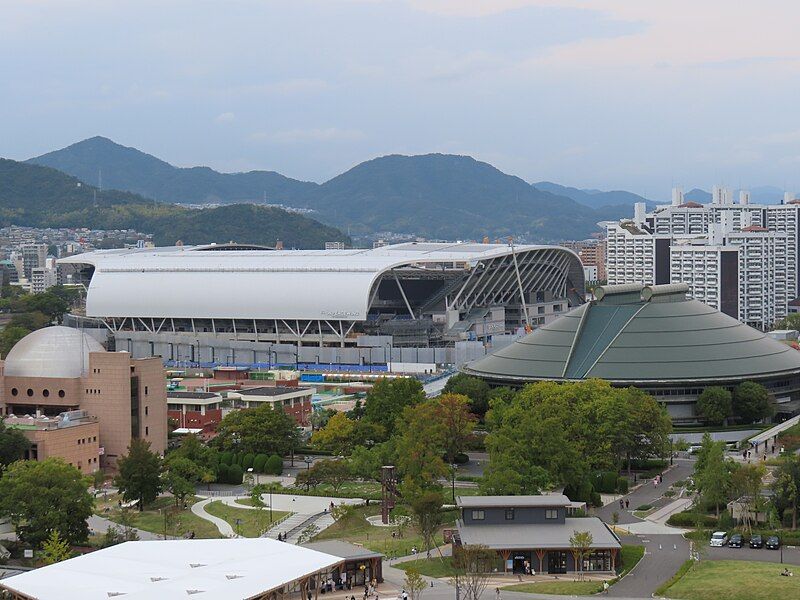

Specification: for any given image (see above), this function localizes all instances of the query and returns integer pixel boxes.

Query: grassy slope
[502,581,603,595]
[662,560,800,600]
[103,496,222,539]
[204,501,290,537]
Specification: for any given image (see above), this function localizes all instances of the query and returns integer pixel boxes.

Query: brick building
[167,390,225,436]
[0,326,167,468]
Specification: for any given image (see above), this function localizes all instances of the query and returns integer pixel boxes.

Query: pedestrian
[495,587,501,600]
[402,590,408,600]
[603,581,609,594]
[619,499,624,509]
[625,499,629,509]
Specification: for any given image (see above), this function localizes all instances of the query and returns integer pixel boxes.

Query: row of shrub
[591,471,630,494]
[666,510,719,527]
[217,463,244,485]
[218,452,283,475]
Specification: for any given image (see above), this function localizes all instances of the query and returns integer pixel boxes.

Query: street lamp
[269,483,274,524]
[304,456,312,470]
[450,463,457,504]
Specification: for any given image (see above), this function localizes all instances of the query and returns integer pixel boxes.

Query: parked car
[749,534,764,548]
[710,531,729,547]
[766,536,781,550]
[728,533,744,548]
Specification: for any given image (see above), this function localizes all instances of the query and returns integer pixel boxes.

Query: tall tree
[450,544,496,600]
[442,374,491,416]
[731,463,766,534]
[214,404,299,456]
[773,454,800,530]
[696,387,733,425]
[363,378,426,435]
[733,382,773,424]
[40,530,73,565]
[695,441,731,517]
[0,419,30,469]
[0,458,93,547]
[436,394,476,465]
[394,400,448,489]
[407,488,445,558]
[114,439,163,511]
[311,412,356,456]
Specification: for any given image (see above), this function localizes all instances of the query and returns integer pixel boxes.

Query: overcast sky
[3,0,800,199]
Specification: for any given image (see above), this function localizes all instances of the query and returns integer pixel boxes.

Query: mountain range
[0,159,348,248]
[29,137,644,242]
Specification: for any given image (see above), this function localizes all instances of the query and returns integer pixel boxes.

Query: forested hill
[0,159,349,248]
[30,138,640,241]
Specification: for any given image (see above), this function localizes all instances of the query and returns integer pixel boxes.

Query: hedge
[593,471,618,494]
[616,477,629,494]
[220,452,233,466]
[217,463,230,483]
[666,511,718,527]
[227,464,244,485]
[243,453,255,470]
[266,455,283,475]
[253,454,268,473]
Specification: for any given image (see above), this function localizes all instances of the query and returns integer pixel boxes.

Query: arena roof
[463,283,800,385]
[59,242,583,322]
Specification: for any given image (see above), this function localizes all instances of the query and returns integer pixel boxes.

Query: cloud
[250,127,366,144]
[229,78,330,97]
[214,112,235,123]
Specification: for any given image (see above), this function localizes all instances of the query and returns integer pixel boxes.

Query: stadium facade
[462,283,800,422]
[59,242,585,369]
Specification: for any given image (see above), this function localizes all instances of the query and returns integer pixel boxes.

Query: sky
[3,0,800,199]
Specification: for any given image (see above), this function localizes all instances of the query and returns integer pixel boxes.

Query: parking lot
[706,543,800,566]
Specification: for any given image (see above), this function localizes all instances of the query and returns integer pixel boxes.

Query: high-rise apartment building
[21,244,47,280]
[606,187,800,330]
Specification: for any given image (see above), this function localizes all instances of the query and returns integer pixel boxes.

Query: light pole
[269,484,274,523]
[450,463,457,504]
[304,456,312,471]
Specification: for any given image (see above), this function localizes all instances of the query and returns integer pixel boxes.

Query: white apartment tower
[606,187,800,329]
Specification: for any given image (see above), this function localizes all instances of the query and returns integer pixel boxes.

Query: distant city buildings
[561,239,606,284]
[605,187,800,330]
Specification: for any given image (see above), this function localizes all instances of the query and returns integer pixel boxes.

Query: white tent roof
[0,539,343,600]
[60,242,579,321]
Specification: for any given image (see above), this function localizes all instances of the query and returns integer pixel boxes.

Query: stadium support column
[393,271,415,318]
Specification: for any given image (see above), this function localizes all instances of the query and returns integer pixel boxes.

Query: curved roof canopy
[59,242,584,321]
[4,326,105,379]
[463,283,800,384]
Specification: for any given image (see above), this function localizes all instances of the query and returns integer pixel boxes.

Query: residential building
[226,386,313,425]
[606,188,800,329]
[30,265,57,294]
[20,243,47,280]
[454,495,620,575]
[0,326,167,467]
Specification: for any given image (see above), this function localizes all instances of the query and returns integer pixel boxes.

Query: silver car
[710,531,728,547]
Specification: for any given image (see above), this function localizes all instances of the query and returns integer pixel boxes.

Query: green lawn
[619,544,645,576]
[312,505,455,557]
[395,557,458,578]
[502,582,604,595]
[104,496,222,539]
[204,501,290,537]
[661,560,800,600]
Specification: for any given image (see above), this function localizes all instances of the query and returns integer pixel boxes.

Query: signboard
[98,447,105,456]
[24,549,33,558]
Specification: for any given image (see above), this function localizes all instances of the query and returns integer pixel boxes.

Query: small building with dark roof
[227,386,314,425]
[454,495,620,575]
[462,283,800,423]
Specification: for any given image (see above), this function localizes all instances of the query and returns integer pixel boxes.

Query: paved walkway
[191,498,235,537]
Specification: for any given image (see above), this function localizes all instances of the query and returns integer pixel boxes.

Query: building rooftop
[457,495,570,508]
[463,283,800,384]
[458,517,620,550]
[0,539,343,600]
[167,391,222,400]
[236,386,312,396]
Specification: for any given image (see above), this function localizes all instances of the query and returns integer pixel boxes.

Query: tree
[569,530,594,580]
[363,378,425,436]
[394,400,449,490]
[0,326,30,357]
[297,459,351,491]
[312,412,356,456]
[733,382,773,424]
[404,567,427,600]
[0,458,93,547]
[40,530,73,565]
[436,394,476,465]
[0,419,30,469]
[114,439,163,511]
[442,374,491,416]
[451,544,495,600]
[214,404,299,456]
[349,441,395,482]
[775,313,800,331]
[265,454,283,475]
[773,454,800,529]
[407,488,444,558]
[731,463,766,534]
[695,440,732,517]
[696,387,733,425]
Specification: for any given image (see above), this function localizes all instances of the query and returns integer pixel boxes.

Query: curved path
[191,498,236,537]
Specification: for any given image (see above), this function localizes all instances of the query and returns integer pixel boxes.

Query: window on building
[42,389,49,397]
[145,406,149,416]
[26,389,33,397]
[11,388,17,396]
[471,510,485,521]
[545,509,559,519]
[505,508,515,520]
[145,386,148,395]
[145,426,149,436]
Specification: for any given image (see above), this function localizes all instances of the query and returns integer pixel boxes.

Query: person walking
[603,581,609,594]
[625,499,629,509]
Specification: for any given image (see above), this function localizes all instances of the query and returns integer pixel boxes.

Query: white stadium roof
[60,242,582,322]
[0,538,343,600]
